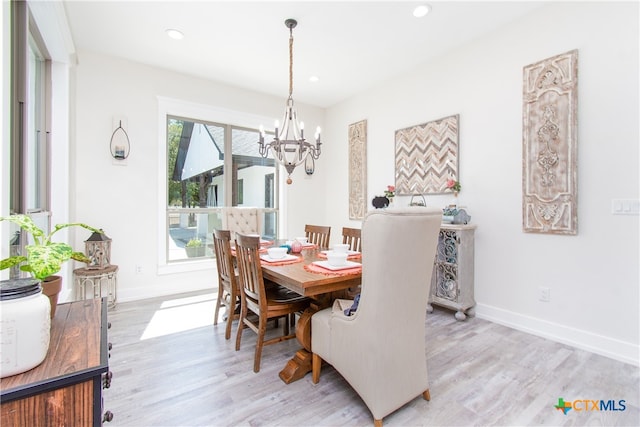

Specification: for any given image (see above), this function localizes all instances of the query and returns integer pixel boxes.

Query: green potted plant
[185,237,205,258]
[0,214,101,317]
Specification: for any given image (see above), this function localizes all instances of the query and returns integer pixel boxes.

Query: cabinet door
[433,229,460,302]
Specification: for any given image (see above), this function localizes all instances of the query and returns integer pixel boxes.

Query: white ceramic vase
[0,279,51,378]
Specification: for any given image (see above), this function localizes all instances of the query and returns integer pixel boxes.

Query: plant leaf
[26,243,73,280]
[71,251,91,263]
[0,215,45,241]
[0,255,27,270]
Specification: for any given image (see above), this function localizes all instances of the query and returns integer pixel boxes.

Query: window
[237,179,244,205]
[9,2,52,278]
[165,116,278,262]
[11,2,50,215]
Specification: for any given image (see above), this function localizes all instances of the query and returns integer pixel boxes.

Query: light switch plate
[612,199,640,215]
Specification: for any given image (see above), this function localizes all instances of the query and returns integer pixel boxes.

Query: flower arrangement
[446,179,461,193]
[384,185,395,199]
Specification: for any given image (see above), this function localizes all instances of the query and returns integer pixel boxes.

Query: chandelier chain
[289,28,294,98]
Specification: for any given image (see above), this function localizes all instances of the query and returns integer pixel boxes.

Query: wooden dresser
[1,298,112,426]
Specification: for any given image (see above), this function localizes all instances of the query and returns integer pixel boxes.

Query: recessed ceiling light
[165,29,184,40]
[413,4,431,18]
[309,76,319,83]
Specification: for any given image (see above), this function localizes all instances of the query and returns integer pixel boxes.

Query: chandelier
[258,18,322,185]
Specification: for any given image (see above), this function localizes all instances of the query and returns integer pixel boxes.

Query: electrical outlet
[539,287,550,302]
[135,265,142,274]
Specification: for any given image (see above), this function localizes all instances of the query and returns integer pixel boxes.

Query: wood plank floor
[104,290,639,426]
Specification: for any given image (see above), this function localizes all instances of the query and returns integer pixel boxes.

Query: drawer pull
[103,410,114,422]
[103,371,113,388]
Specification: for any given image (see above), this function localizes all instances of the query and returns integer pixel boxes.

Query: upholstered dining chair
[311,207,442,426]
[341,227,362,252]
[222,207,261,240]
[304,224,331,249]
[234,233,311,373]
[212,229,240,340]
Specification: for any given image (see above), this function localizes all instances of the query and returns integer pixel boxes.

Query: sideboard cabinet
[428,224,476,320]
[1,298,112,426]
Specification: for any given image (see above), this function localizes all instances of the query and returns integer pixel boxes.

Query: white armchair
[311,207,442,426]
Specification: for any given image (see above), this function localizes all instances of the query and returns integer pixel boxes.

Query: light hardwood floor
[104,290,639,426]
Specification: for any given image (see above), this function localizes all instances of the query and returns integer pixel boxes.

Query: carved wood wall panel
[523,50,578,235]
[348,120,367,220]
[394,114,459,195]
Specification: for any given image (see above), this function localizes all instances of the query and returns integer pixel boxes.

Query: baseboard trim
[475,303,639,367]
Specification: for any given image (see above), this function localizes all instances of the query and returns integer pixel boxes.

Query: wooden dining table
[260,244,362,384]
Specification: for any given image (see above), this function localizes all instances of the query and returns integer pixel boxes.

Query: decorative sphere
[286,177,293,185]
[290,240,302,253]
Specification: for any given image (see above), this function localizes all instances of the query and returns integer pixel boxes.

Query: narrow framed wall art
[348,119,367,220]
[523,49,578,235]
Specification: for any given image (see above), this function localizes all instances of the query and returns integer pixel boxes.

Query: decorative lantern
[85,230,112,270]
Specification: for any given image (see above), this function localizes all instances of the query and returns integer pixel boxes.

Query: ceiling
[62,1,544,108]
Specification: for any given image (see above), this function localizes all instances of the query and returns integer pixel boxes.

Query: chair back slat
[305,224,331,249]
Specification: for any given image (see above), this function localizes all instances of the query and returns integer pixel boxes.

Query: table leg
[278,307,315,384]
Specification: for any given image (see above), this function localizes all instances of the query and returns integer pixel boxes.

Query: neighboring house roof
[174,121,274,181]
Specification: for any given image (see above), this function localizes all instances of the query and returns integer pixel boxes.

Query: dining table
[260,243,362,384]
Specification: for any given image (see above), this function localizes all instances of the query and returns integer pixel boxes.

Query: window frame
[157,97,285,274]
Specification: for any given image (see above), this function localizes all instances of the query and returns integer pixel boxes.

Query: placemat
[260,256,303,267]
[304,263,362,276]
[317,251,361,260]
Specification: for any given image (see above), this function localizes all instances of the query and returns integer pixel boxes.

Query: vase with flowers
[384,185,395,206]
[446,179,461,207]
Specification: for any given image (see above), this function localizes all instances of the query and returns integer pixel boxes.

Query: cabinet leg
[454,310,467,321]
[426,303,433,314]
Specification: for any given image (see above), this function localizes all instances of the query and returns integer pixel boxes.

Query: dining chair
[222,207,261,241]
[304,224,331,249]
[341,227,362,252]
[212,229,240,340]
[234,233,311,373]
[311,207,442,426]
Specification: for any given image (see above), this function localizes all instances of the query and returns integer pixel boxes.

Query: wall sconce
[110,120,130,160]
[85,230,112,269]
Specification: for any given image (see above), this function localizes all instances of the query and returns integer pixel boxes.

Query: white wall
[71,51,325,301]
[324,2,639,365]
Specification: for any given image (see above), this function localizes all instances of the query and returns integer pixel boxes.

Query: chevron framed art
[394,114,459,195]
